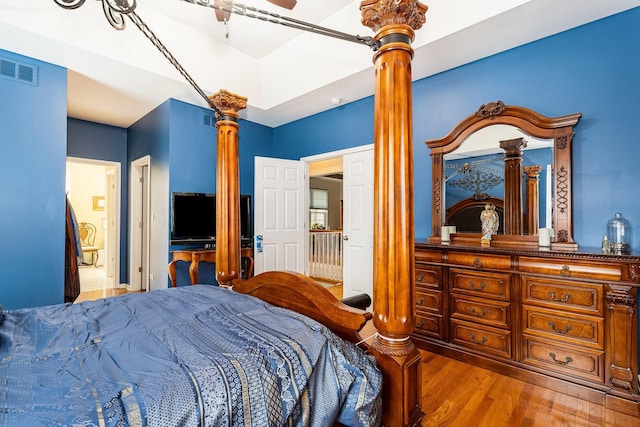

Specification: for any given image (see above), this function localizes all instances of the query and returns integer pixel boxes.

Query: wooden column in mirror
[524,165,542,234]
[426,101,582,250]
[500,137,526,235]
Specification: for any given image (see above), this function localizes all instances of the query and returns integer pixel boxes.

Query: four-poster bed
[212,2,428,424]
[0,1,429,426]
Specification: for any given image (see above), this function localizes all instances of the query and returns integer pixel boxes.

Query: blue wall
[272,8,640,251]
[166,100,275,286]
[0,49,67,309]
[2,8,639,307]
[67,118,129,282]
[127,101,171,291]
[273,96,374,160]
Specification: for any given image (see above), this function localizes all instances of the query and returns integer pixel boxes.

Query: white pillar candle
[441,226,450,242]
[539,228,551,247]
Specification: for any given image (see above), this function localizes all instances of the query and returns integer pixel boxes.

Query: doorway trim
[66,156,122,289]
[129,155,151,292]
[301,144,374,164]
[301,144,374,279]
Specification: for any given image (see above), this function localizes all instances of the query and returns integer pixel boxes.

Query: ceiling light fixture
[331,98,342,106]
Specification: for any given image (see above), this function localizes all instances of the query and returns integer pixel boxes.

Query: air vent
[203,114,216,128]
[0,57,37,86]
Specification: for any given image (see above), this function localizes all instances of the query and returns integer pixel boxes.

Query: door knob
[343,235,349,241]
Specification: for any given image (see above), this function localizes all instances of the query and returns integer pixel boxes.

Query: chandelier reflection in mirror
[445,157,504,201]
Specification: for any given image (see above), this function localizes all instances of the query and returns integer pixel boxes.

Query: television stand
[168,247,254,287]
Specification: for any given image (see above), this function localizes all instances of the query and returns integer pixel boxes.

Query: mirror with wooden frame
[426,101,581,250]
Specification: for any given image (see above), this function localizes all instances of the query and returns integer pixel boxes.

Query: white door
[342,149,374,300]
[254,157,306,274]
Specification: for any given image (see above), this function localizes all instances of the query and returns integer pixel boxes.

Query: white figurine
[480,204,499,242]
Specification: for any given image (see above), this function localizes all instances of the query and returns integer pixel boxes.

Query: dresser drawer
[415,249,443,263]
[521,276,603,315]
[522,306,603,349]
[415,313,444,340]
[522,337,605,384]
[416,289,442,314]
[450,269,511,300]
[451,320,511,359]
[452,296,510,329]
[447,251,511,270]
[519,256,623,281]
[415,265,442,290]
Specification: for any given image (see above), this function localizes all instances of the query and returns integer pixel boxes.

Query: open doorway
[307,158,344,298]
[302,144,374,303]
[66,158,121,299]
[253,145,373,303]
[129,156,150,293]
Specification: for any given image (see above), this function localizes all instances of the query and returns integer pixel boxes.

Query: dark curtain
[64,198,81,303]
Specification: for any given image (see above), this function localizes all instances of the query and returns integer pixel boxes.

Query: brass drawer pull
[417,274,424,282]
[416,320,425,328]
[469,281,487,291]
[548,321,573,335]
[469,333,488,345]
[473,257,482,268]
[416,297,425,305]
[548,291,572,303]
[549,352,573,366]
[469,307,488,317]
[560,265,572,277]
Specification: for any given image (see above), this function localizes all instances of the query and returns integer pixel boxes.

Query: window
[309,189,329,229]
[310,188,328,209]
[310,209,328,229]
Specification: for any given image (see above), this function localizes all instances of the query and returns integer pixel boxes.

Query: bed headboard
[446,197,504,234]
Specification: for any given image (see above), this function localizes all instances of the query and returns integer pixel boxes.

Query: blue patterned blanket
[0,285,381,426]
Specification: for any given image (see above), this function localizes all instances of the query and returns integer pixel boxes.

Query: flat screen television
[239,194,253,243]
[170,192,252,245]
[171,192,216,245]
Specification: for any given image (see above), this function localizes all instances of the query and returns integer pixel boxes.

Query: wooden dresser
[413,241,640,416]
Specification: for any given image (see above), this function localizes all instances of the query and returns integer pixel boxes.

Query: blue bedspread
[0,285,382,426]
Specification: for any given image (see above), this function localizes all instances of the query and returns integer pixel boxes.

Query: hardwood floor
[325,283,343,299]
[75,287,132,303]
[420,350,639,426]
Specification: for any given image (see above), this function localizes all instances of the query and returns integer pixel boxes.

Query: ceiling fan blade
[267,0,297,10]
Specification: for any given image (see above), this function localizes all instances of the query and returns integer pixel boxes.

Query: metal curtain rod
[181,0,379,50]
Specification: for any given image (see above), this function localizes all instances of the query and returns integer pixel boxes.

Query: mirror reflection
[426,101,581,250]
[443,124,553,235]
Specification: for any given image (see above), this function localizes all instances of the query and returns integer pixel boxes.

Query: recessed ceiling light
[330,97,342,106]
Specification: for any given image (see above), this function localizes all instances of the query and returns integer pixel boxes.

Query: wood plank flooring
[420,350,639,426]
[75,287,131,302]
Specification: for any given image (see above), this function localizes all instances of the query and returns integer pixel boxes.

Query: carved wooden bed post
[210,89,247,288]
[360,1,427,426]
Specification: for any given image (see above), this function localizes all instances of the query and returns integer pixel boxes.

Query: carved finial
[209,89,247,119]
[500,137,527,155]
[360,0,428,33]
[476,101,507,119]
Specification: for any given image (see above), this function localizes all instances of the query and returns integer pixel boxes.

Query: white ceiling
[1,0,639,128]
